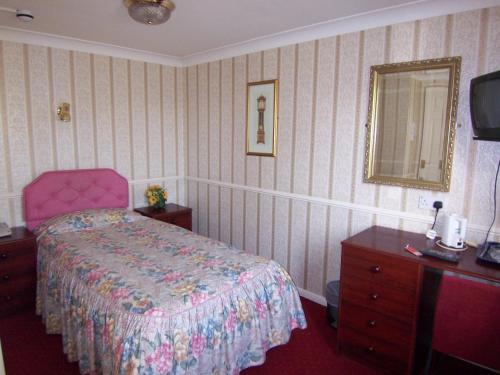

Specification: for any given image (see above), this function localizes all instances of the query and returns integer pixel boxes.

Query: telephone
[0,223,11,238]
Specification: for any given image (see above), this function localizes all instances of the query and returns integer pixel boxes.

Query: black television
[470,70,500,141]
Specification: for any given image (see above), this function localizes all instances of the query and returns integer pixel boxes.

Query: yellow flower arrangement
[145,184,168,209]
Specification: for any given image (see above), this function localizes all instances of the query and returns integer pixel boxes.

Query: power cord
[431,201,443,229]
[478,160,500,259]
[483,159,500,251]
[426,201,442,240]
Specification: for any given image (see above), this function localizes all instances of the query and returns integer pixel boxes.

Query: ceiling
[0,0,430,57]
[0,0,497,64]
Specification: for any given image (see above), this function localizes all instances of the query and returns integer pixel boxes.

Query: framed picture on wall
[246,79,278,156]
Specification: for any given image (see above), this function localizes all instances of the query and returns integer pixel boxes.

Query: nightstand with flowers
[134,185,192,231]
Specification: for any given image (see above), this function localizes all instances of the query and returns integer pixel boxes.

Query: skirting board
[298,287,327,307]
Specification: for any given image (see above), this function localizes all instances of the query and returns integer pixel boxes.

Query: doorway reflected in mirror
[364,57,461,191]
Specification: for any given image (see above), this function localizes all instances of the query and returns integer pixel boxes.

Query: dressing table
[338,225,500,374]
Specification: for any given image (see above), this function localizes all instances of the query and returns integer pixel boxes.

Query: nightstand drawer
[0,241,35,264]
[168,213,192,230]
[0,290,35,317]
[0,248,36,273]
[0,271,35,294]
[134,204,192,231]
[340,327,410,374]
[0,262,36,287]
[340,300,412,346]
[0,227,37,317]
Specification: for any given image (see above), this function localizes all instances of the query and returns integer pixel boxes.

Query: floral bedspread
[35,209,306,374]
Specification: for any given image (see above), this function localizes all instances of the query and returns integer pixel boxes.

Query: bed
[23,169,306,374]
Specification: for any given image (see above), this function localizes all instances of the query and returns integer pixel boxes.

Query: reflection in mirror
[364,57,461,191]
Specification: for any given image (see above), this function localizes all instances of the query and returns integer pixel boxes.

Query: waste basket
[326,280,340,328]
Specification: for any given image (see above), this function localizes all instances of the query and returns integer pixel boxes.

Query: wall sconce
[57,103,71,122]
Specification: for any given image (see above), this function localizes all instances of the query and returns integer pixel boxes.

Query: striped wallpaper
[0,6,499,302]
[185,7,500,299]
[0,43,187,226]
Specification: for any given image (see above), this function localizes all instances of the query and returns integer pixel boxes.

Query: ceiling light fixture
[124,0,175,25]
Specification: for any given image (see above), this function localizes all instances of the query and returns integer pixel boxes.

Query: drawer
[0,242,35,264]
[342,246,419,291]
[0,250,36,274]
[156,213,191,230]
[0,267,36,293]
[0,289,35,317]
[168,214,192,230]
[341,276,417,321]
[341,257,418,294]
[340,300,413,346]
[340,326,410,374]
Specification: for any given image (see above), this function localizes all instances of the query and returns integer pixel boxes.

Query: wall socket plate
[418,195,433,210]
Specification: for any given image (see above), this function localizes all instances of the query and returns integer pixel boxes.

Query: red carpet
[243,298,379,375]
[0,298,379,375]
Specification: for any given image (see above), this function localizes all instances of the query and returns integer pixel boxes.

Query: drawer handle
[2,275,9,281]
[0,253,6,260]
[370,265,381,273]
[5,295,12,302]
[368,320,376,327]
[370,293,380,300]
[367,346,375,353]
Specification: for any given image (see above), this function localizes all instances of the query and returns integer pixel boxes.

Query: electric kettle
[441,214,467,248]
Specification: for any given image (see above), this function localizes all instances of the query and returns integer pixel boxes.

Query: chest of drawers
[0,227,36,317]
[339,225,500,374]
[338,228,423,374]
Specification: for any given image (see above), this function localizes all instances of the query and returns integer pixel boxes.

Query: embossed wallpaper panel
[0,43,187,226]
[185,7,500,299]
[0,6,499,303]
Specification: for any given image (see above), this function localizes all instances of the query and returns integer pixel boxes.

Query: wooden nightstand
[0,227,36,317]
[134,204,192,231]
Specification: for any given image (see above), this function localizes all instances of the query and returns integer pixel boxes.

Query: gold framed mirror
[364,56,461,191]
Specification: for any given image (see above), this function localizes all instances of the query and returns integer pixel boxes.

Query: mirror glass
[364,57,461,191]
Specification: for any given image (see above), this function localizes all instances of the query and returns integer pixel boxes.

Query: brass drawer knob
[367,346,375,353]
[2,275,9,281]
[370,265,381,273]
[0,253,7,260]
[368,320,376,327]
[5,295,12,302]
[370,293,380,300]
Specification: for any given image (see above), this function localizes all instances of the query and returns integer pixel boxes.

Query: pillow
[33,208,147,236]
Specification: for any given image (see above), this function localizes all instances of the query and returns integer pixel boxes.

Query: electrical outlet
[418,195,433,210]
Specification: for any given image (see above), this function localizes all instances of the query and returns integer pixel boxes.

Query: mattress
[35,209,306,374]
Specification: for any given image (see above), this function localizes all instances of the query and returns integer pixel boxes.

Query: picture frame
[246,79,278,156]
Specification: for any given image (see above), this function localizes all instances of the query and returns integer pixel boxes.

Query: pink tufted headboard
[23,168,129,230]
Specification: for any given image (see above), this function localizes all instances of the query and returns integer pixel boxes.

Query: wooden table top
[342,226,500,283]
